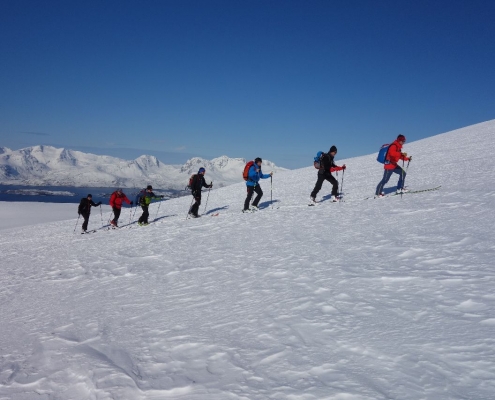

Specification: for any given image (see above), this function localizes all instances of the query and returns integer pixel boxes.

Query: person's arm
[260,170,272,179]
[330,165,346,172]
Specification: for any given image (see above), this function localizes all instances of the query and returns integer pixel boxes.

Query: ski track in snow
[1,121,495,399]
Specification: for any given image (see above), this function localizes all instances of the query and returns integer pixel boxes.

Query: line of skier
[77,134,411,232]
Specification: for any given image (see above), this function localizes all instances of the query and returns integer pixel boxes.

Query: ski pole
[402,157,411,197]
[186,196,194,220]
[271,175,273,208]
[203,182,212,215]
[99,205,104,227]
[340,169,345,202]
[73,214,81,234]
[154,200,162,221]
[401,160,405,199]
[128,206,133,225]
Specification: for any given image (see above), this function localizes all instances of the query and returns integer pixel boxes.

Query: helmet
[198,167,206,174]
[254,157,262,164]
[397,134,406,142]
[146,185,153,190]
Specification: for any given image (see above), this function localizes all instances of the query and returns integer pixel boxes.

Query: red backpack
[186,174,198,190]
[243,161,254,181]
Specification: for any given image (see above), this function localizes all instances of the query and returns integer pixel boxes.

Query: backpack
[313,151,325,169]
[243,161,254,181]
[186,174,198,190]
[135,189,147,205]
[377,144,391,164]
[78,198,85,214]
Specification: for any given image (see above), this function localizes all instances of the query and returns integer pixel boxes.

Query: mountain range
[0,145,287,190]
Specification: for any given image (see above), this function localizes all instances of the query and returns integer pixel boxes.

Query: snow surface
[1,120,494,399]
[0,147,287,190]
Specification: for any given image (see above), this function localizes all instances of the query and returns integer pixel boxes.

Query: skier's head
[146,185,153,191]
[198,167,206,175]
[254,157,262,166]
[87,194,92,199]
[397,134,406,143]
[329,146,337,154]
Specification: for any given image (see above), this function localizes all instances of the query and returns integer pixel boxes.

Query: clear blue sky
[1,0,494,168]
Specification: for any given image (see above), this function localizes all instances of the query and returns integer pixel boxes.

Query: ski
[366,186,441,200]
[392,186,441,196]
[81,230,97,234]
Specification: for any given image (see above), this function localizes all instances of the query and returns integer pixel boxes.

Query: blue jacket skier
[243,157,273,212]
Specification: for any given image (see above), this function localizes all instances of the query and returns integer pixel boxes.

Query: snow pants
[81,212,90,231]
[311,173,338,198]
[112,207,121,224]
[190,192,202,216]
[375,166,406,195]
[244,185,263,210]
[138,205,149,224]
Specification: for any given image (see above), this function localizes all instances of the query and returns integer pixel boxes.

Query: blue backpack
[314,151,325,169]
[377,144,390,164]
[135,189,147,206]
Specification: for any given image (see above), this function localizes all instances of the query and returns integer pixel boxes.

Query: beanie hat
[329,145,337,153]
[254,157,262,163]
[198,167,206,174]
[146,185,152,190]
[87,194,92,198]
[397,134,406,142]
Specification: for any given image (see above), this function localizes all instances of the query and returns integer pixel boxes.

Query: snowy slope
[0,146,287,189]
[1,120,494,399]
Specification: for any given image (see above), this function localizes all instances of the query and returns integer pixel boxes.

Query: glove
[160,195,165,199]
[209,184,213,188]
[96,202,102,206]
[342,164,346,170]
[130,201,134,206]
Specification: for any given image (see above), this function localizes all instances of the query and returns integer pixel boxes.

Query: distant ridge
[0,146,288,189]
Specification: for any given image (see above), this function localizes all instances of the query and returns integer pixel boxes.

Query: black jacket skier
[189,167,213,218]
[78,194,102,232]
[310,145,346,202]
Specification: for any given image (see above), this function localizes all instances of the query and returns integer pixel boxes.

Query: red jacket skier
[109,189,132,227]
[375,135,411,197]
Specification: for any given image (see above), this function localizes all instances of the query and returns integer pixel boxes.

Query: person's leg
[375,169,394,195]
[82,213,89,231]
[251,185,264,207]
[112,207,121,225]
[394,166,406,190]
[190,194,202,216]
[310,174,326,198]
[138,206,146,223]
[327,174,339,197]
[244,186,255,210]
[143,206,150,223]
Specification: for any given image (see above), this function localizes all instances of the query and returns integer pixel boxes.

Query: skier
[137,185,164,226]
[78,194,102,233]
[109,188,132,227]
[188,167,213,218]
[243,157,273,212]
[310,146,346,203]
[375,134,411,198]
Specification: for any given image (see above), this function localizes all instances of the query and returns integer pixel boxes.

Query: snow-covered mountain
[0,145,287,189]
[1,119,495,399]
